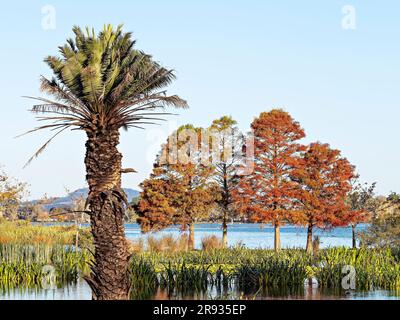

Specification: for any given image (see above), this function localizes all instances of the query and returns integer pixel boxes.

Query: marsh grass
[133,247,400,296]
[129,257,158,299]
[0,219,398,297]
[315,247,400,290]
[0,244,90,291]
[0,221,91,291]
[0,220,91,247]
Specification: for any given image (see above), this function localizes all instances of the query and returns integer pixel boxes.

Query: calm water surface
[123,223,368,249]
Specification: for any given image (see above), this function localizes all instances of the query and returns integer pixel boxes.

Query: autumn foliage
[137,125,217,249]
[291,142,355,253]
[138,111,358,253]
[234,109,305,251]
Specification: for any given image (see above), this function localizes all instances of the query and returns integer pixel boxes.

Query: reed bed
[315,247,400,290]
[132,247,400,296]
[1,244,399,296]
[0,244,90,291]
[0,220,398,297]
[0,220,82,245]
[0,220,92,291]
[129,257,158,299]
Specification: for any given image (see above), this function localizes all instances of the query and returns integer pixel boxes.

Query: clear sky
[0,0,399,199]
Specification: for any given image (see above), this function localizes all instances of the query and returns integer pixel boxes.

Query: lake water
[1,223,399,300]
[124,223,367,249]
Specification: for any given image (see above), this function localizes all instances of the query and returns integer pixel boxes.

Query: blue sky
[0,0,399,199]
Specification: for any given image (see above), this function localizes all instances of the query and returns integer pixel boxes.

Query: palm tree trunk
[306,224,313,254]
[188,223,195,250]
[352,224,357,249]
[274,224,281,252]
[222,218,228,248]
[84,129,130,300]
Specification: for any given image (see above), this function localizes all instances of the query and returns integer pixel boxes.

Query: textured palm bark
[84,129,130,300]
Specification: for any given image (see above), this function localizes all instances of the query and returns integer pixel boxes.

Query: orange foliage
[291,142,355,234]
[234,109,305,227]
[137,125,218,233]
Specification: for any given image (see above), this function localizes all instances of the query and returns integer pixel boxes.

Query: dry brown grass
[129,234,190,253]
[201,235,223,251]
[128,238,145,253]
[147,234,189,253]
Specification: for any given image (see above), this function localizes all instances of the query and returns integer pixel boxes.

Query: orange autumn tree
[291,142,355,254]
[137,125,217,249]
[234,109,305,251]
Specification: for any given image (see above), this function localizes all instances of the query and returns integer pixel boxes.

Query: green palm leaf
[23,24,188,164]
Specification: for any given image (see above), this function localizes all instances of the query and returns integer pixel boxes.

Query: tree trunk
[352,224,357,249]
[188,223,195,250]
[306,224,313,254]
[84,129,130,300]
[274,224,281,252]
[222,218,228,248]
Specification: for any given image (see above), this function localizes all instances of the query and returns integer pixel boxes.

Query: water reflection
[1,280,398,300]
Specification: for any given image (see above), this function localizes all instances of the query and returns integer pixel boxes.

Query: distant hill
[27,188,140,211]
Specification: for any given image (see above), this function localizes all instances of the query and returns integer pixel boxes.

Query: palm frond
[23,126,70,168]
[23,24,187,165]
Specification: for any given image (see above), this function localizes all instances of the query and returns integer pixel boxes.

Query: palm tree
[23,24,187,300]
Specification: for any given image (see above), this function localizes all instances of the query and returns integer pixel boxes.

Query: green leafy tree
[23,25,187,300]
[346,177,377,248]
[360,192,400,248]
[0,168,27,220]
[22,195,50,222]
[207,116,244,247]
